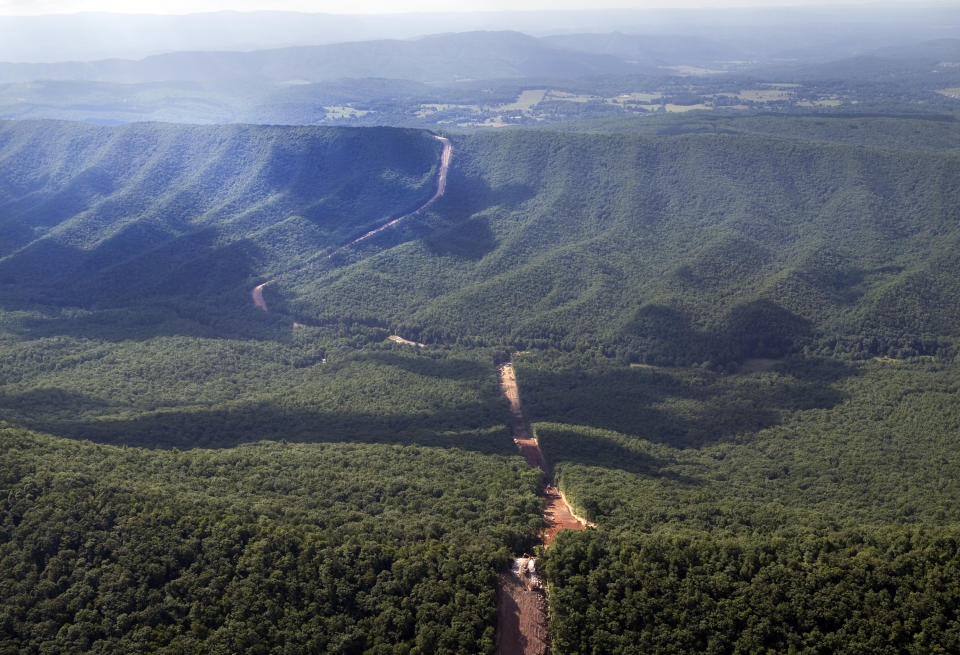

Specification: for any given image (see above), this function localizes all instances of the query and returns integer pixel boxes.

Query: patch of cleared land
[387,335,426,348]
[501,89,547,111]
[324,105,372,118]
[611,92,663,103]
[797,98,844,107]
[546,90,597,103]
[661,65,726,75]
[666,103,712,112]
[415,103,477,117]
[735,89,794,102]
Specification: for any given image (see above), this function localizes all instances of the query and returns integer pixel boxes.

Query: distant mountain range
[789,37,960,81]
[2,6,958,63]
[0,31,647,86]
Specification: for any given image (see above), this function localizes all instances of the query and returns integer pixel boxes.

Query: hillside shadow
[0,387,111,418]
[12,297,292,344]
[537,427,698,484]
[1,225,287,342]
[421,215,497,260]
[368,180,535,261]
[622,300,813,368]
[360,351,490,380]
[518,355,857,449]
[4,394,517,457]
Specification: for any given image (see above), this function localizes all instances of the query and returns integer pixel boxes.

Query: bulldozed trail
[251,134,451,314]
[497,558,550,655]
[496,361,590,655]
[497,362,588,543]
[250,136,581,654]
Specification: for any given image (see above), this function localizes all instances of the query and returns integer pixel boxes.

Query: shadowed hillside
[0,121,442,308]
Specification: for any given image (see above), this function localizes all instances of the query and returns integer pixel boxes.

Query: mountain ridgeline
[282,126,960,365]
[0,120,442,309]
[3,119,960,364]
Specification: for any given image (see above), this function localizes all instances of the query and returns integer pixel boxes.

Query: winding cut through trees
[251,134,452,313]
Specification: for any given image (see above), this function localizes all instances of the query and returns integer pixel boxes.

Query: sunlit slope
[0,120,442,306]
[287,128,960,363]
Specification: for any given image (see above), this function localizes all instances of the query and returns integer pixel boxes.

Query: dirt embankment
[542,487,588,546]
[387,335,426,347]
[497,362,588,543]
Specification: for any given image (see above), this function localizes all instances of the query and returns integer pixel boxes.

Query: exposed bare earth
[497,363,587,542]
[542,486,588,546]
[387,335,426,347]
[497,558,550,655]
[496,361,591,655]
[329,135,452,257]
[251,282,269,311]
[499,363,531,439]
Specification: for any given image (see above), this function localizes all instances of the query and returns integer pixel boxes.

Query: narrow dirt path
[332,135,452,255]
[496,361,590,655]
[250,134,452,314]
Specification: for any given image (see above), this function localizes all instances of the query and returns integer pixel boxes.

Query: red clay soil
[497,362,592,653]
[514,437,547,470]
[497,561,550,655]
[498,362,587,541]
[542,485,585,546]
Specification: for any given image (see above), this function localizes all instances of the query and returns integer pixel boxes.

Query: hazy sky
[0,0,892,15]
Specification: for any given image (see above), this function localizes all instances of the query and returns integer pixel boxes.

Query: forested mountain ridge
[4,118,960,364]
[0,120,442,308]
[284,126,960,364]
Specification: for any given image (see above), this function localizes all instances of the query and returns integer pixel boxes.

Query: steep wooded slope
[0,121,441,307]
[284,127,960,363]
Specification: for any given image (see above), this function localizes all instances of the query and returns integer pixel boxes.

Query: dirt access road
[496,361,591,655]
[251,135,452,313]
[497,362,588,544]
[497,557,550,655]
